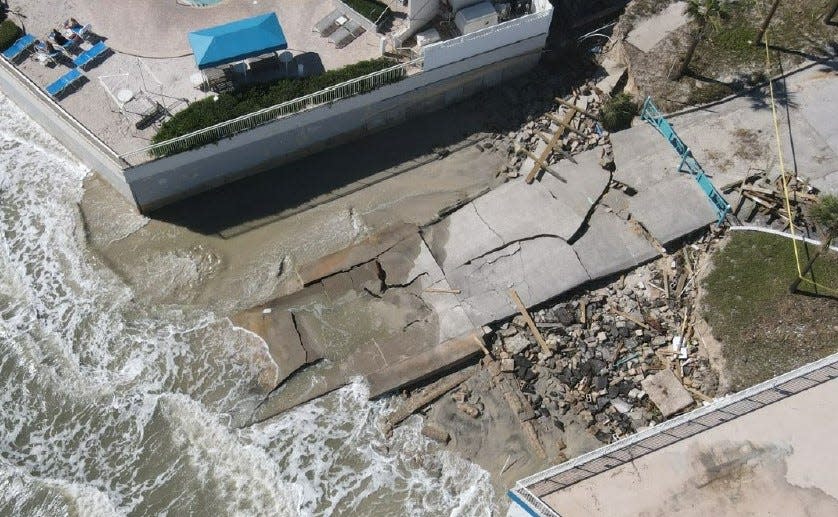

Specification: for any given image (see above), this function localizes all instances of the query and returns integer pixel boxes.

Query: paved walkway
[537,366,838,516]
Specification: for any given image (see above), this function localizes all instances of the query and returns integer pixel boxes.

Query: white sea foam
[0,93,495,516]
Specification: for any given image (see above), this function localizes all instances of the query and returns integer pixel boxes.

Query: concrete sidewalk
[540,373,838,516]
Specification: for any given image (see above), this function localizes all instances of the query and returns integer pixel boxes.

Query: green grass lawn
[702,232,838,390]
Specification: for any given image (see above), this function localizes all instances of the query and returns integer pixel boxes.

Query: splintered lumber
[382,369,474,433]
[609,306,651,331]
[508,289,551,355]
[546,112,587,138]
[554,96,600,121]
[423,287,462,294]
[525,98,577,184]
[472,334,493,359]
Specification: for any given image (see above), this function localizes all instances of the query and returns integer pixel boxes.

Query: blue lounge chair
[45,68,84,98]
[73,42,109,70]
[2,34,36,61]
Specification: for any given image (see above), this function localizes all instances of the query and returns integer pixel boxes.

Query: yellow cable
[762,21,838,295]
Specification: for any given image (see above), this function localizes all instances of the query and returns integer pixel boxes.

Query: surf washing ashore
[0,92,495,515]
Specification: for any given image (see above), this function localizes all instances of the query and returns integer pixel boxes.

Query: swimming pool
[178,0,224,7]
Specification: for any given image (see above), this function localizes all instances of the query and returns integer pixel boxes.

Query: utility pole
[754,0,781,45]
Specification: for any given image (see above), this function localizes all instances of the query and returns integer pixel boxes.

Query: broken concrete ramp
[229,309,322,387]
[366,331,484,398]
[446,237,591,325]
[572,208,660,279]
[628,176,718,245]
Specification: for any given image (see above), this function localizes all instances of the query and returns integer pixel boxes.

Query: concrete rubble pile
[495,80,614,181]
[485,234,722,444]
[398,230,723,456]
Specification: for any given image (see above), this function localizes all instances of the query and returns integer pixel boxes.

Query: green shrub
[600,93,638,132]
[153,58,402,153]
[342,0,389,23]
[0,19,23,52]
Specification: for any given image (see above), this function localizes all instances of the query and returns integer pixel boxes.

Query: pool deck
[7,0,385,156]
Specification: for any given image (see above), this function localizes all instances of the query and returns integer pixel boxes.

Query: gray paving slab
[571,208,660,279]
[610,124,680,189]
[424,203,505,273]
[627,176,718,245]
[812,170,838,195]
[537,147,612,216]
[446,237,591,324]
[641,368,694,418]
[625,2,688,53]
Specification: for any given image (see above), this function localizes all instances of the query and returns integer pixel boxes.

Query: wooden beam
[508,289,551,355]
[555,97,600,121]
[525,107,577,184]
[546,111,587,138]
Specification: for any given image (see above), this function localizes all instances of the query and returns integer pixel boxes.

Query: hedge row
[342,0,389,23]
[152,58,401,148]
[0,19,23,52]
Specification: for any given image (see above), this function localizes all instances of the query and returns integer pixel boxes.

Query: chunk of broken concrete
[641,369,694,418]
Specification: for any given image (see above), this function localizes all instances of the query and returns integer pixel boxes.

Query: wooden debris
[555,96,600,121]
[508,289,551,355]
[423,287,462,294]
[382,369,474,433]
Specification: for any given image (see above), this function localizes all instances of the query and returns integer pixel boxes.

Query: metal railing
[510,351,838,516]
[0,54,125,167]
[119,58,422,165]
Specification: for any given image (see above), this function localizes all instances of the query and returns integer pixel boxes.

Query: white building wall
[422,6,552,70]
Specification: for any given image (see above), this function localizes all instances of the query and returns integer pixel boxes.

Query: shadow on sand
[148,65,578,237]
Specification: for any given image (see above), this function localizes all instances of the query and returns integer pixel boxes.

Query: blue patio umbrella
[188,12,288,69]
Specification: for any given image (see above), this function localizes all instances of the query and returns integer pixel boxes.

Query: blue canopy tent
[188,12,288,70]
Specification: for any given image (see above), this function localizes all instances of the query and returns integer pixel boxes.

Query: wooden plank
[609,306,652,331]
[546,111,587,138]
[525,99,577,184]
[508,289,551,355]
[382,369,474,433]
[554,96,600,121]
[423,287,461,294]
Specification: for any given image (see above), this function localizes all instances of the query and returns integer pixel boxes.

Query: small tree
[754,0,781,44]
[671,0,730,81]
[828,0,838,23]
[790,194,838,292]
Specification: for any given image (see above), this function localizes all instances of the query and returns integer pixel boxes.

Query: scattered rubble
[725,171,825,233]
[487,82,613,183]
[390,231,723,449]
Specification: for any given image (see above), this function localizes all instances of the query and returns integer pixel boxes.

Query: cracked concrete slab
[627,176,718,245]
[367,331,484,398]
[572,208,661,279]
[537,148,611,217]
[237,230,478,423]
[229,309,320,386]
[297,223,417,285]
[447,236,591,324]
[426,152,610,274]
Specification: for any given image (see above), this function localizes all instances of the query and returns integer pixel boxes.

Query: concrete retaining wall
[0,57,135,204]
[125,33,547,210]
[423,7,552,70]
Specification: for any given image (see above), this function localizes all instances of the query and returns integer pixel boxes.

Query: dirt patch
[617,0,837,111]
